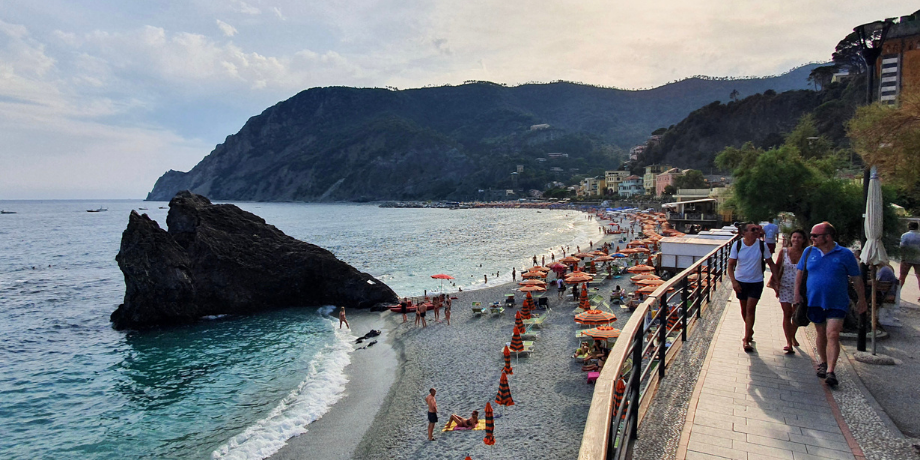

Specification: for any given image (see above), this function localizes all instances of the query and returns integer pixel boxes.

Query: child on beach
[338,307,349,329]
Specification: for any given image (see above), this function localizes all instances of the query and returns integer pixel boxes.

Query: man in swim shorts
[425,388,438,441]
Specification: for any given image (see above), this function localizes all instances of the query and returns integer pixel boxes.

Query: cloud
[216,20,238,37]
[233,0,261,15]
[272,7,285,20]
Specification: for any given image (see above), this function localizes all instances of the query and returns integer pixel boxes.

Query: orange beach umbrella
[495,371,515,411]
[579,325,622,341]
[502,345,513,375]
[483,402,495,446]
[575,309,617,326]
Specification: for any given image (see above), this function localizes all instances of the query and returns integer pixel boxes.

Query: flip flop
[783,346,795,354]
[742,339,754,352]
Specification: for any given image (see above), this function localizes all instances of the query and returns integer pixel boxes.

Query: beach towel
[441,419,487,432]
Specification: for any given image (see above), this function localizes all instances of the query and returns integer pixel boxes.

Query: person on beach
[512,267,516,282]
[426,388,438,441]
[419,301,428,327]
[414,300,422,327]
[444,296,452,326]
[400,298,408,323]
[542,255,545,266]
[899,221,920,297]
[762,220,779,254]
[449,410,479,429]
[728,222,779,352]
[533,255,538,265]
[338,307,349,329]
[484,274,488,284]
[795,222,866,388]
[769,229,807,353]
[433,295,441,322]
[557,278,565,299]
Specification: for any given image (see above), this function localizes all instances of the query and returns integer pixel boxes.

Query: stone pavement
[676,290,863,460]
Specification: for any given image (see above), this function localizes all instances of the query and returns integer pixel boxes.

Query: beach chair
[471,301,485,315]
[520,328,540,340]
[522,314,547,328]
[503,341,535,358]
[537,296,549,311]
[489,304,505,315]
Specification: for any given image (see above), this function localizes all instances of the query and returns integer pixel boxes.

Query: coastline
[268,310,398,460]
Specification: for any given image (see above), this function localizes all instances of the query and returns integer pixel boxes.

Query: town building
[604,170,630,195]
[655,167,684,196]
[643,164,668,195]
[618,175,644,197]
[877,13,920,104]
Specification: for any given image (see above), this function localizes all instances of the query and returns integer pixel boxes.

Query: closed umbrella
[510,327,524,354]
[483,402,495,446]
[860,166,889,355]
[502,345,513,375]
[494,371,515,417]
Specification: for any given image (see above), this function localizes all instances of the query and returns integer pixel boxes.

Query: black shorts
[428,412,438,423]
[421,312,426,318]
[807,307,847,324]
[735,281,764,301]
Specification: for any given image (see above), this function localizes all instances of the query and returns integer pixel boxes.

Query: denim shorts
[735,281,764,301]
[807,307,847,324]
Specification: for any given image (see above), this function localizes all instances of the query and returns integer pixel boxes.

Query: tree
[785,114,834,160]
[673,169,707,189]
[847,88,920,191]
[663,185,676,196]
[808,65,837,91]
[729,89,740,102]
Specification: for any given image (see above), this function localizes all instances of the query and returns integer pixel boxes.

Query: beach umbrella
[530,266,551,272]
[510,327,524,352]
[594,255,615,263]
[637,285,673,294]
[614,378,628,421]
[483,402,495,446]
[630,274,660,283]
[565,273,593,284]
[635,278,665,286]
[633,248,651,253]
[502,345,513,376]
[560,256,580,264]
[626,265,655,273]
[519,285,546,294]
[573,252,593,259]
[518,279,546,286]
[430,273,454,292]
[522,271,546,279]
[575,309,617,326]
[579,325,622,341]
[520,295,533,319]
[495,371,515,417]
[611,253,627,258]
[860,166,889,355]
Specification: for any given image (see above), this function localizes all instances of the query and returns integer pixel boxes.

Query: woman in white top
[769,229,808,354]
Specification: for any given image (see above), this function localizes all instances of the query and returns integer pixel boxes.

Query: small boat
[1,210,16,214]
[87,208,108,212]
[159,206,167,209]
[138,207,148,210]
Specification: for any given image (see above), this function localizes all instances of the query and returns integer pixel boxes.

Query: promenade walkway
[676,290,861,460]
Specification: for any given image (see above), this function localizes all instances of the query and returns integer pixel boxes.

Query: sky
[0,1,910,199]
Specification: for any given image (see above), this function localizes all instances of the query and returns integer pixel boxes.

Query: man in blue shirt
[794,222,866,388]
[762,221,779,254]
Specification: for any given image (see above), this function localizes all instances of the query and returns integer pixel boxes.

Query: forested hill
[147,64,820,202]
[641,76,865,171]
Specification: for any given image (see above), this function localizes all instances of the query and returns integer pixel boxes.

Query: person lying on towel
[449,411,479,428]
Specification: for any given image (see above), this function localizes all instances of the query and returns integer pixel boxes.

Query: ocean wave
[210,319,354,460]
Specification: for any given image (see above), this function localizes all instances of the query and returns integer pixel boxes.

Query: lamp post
[853,19,893,352]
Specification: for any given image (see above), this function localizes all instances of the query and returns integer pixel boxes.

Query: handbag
[794,247,812,327]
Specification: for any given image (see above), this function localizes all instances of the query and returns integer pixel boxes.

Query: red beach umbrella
[514,311,527,334]
[579,325,622,341]
[483,402,495,446]
[495,371,515,416]
[518,279,546,286]
[510,327,524,352]
[521,271,545,279]
[519,285,546,293]
[502,345,513,375]
[635,278,665,286]
[430,273,454,292]
[575,309,617,326]
[626,265,655,273]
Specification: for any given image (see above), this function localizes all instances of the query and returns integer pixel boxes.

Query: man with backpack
[728,222,779,352]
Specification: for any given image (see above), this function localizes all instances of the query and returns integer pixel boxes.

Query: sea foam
[210,317,354,460]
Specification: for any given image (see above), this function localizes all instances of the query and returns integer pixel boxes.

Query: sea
[0,200,600,459]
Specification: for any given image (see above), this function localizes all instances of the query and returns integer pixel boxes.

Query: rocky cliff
[112,191,398,330]
[147,66,820,202]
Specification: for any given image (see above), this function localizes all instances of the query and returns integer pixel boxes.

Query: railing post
[629,330,642,440]
[680,277,689,340]
[706,255,713,303]
[658,299,667,378]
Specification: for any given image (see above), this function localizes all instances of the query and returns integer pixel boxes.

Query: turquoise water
[0,201,598,459]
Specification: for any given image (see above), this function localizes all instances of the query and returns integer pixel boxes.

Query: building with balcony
[618,175,644,197]
[643,164,669,195]
[605,170,630,195]
[655,168,684,196]
[877,14,920,104]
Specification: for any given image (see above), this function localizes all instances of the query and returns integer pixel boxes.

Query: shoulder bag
[794,247,812,327]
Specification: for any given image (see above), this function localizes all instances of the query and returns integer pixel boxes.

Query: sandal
[783,346,795,354]
[742,339,754,352]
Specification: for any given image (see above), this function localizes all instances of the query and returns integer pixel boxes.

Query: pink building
[655,168,684,196]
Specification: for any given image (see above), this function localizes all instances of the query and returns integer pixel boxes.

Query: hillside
[147,65,820,202]
[640,76,865,171]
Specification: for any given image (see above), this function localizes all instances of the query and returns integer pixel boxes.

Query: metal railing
[578,236,738,459]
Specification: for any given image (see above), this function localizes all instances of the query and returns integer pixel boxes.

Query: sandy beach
[268,226,649,460]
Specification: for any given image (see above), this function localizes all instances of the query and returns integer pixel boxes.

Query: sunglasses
[810,233,826,238]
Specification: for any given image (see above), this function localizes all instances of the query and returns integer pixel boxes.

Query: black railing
[578,236,737,459]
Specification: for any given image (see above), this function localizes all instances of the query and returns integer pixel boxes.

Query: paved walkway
[676,290,862,460]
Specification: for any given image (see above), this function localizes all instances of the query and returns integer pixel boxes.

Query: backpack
[735,239,767,273]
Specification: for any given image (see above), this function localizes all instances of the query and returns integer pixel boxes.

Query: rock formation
[112,191,398,330]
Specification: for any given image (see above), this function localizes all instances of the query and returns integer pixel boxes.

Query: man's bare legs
[740,297,759,345]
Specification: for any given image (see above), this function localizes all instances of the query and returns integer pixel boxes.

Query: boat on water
[1,210,16,214]
[138,207,148,210]
[159,206,167,209]
[86,208,108,212]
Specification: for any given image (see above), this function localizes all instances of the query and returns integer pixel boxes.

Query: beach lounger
[503,341,535,357]
[489,306,505,315]
[522,314,547,328]
[520,329,540,340]
[471,301,484,315]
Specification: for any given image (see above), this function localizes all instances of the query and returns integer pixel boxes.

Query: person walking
[762,220,779,254]
[794,222,867,387]
[769,229,807,353]
[899,221,920,298]
[338,306,349,329]
[425,388,438,441]
[728,222,779,352]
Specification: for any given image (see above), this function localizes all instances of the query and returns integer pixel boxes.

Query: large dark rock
[112,191,398,330]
